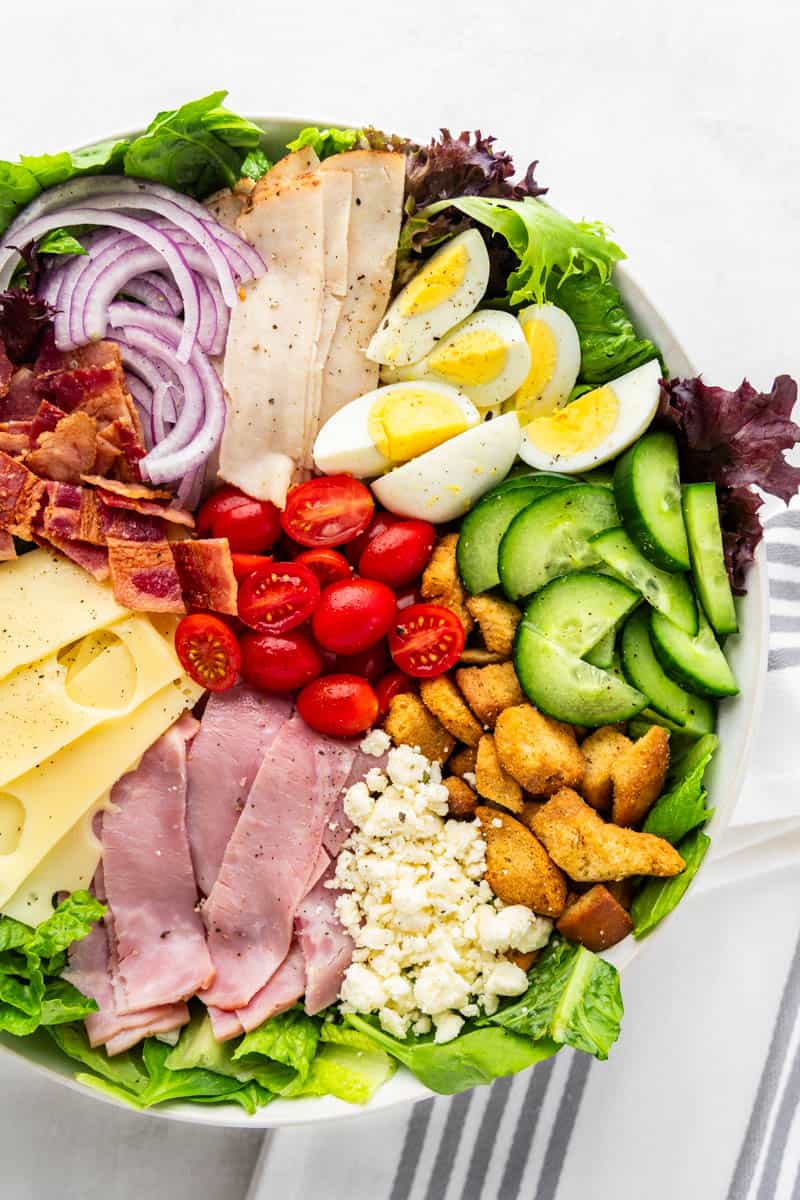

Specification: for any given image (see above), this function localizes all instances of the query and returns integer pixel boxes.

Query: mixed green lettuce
[631,830,711,939]
[643,733,717,844]
[547,272,661,384]
[286,126,363,159]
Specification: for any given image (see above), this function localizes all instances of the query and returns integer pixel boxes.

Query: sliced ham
[296,864,353,1015]
[172,538,238,615]
[0,451,45,539]
[207,1004,244,1042]
[200,716,355,1010]
[235,941,307,1034]
[323,745,387,857]
[186,687,292,896]
[102,717,213,1012]
[25,411,97,483]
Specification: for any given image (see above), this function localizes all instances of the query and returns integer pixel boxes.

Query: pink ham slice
[102,716,214,1013]
[200,716,355,1010]
[235,941,307,1034]
[186,688,292,897]
[296,864,354,1015]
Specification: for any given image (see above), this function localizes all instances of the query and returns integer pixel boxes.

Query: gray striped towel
[249,505,800,1200]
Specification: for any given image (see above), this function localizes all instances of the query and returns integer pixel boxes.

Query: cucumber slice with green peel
[629,702,716,739]
[514,623,647,725]
[589,527,698,634]
[498,485,618,601]
[457,487,541,594]
[585,627,616,669]
[682,483,738,635]
[620,608,717,728]
[483,473,575,499]
[614,432,690,571]
[522,572,639,658]
[650,608,739,698]
[579,465,615,489]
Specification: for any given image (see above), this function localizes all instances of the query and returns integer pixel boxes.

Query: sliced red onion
[201,219,264,282]
[112,340,175,396]
[124,372,153,412]
[122,273,182,316]
[198,275,229,356]
[176,463,204,509]
[150,381,174,445]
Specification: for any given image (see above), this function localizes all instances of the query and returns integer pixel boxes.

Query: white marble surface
[0,0,798,1195]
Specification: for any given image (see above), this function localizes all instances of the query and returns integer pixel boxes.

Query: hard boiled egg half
[519,359,661,474]
[511,303,581,421]
[366,229,490,367]
[381,309,532,409]
[313,381,480,478]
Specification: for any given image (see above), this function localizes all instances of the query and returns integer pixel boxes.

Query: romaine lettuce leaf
[0,162,40,236]
[40,979,98,1026]
[233,1007,320,1084]
[240,149,272,182]
[286,127,362,159]
[547,272,661,384]
[20,138,129,192]
[48,1023,149,1093]
[289,1042,396,1105]
[631,829,711,938]
[643,733,717,844]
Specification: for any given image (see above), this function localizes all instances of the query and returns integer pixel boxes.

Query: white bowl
[0,117,769,1127]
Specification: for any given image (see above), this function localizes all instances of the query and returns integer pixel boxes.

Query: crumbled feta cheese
[483,961,529,997]
[433,1012,465,1044]
[463,771,477,788]
[361,728,391,756]
[365,767,388,793]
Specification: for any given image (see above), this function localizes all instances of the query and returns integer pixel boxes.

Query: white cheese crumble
[333,740,552,1042]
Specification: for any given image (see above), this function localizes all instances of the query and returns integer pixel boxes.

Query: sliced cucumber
[614,432,690,571]
[457,487,541,594]
[650,608,739,698]
[482,472,575,499]
[621,608,717,728]
[589,527,698,634]
[682,483,738,635]
[585,627,616,669]
[514,623,647,726]
[522,572,639,658]
[498,485,618,601]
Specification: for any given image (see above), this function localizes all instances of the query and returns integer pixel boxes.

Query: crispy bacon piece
[107,538,185,612]
[44,535,109,581]
[172,538,238,614]
[0,421,33,456]
[0,530,16,561]
[0,451,45,539]
[0,340,12,400]
[39,482,104,546]
[93,435,121,477]
[82,476,174,501]
[0,369,40,420]
[30,399,67,442]
[25,411,98,483]
[96,488,194,529]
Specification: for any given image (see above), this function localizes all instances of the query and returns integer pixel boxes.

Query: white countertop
[1,0,798,1195]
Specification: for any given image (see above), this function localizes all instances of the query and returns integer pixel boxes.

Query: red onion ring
[123,272,183,316]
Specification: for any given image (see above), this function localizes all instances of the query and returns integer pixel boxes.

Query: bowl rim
[0,112,770,1128]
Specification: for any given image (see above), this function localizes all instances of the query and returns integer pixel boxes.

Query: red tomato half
[175,613,241,692]
[197,485,281,553]
[238,561,321,634]
[297,674,379,737]
[388,603,466,678]
[240,628,322,693]
[281,476,374,548]
[196,485,248,535]
[335,640,389,684]
[358,519,436,588]
[375,669,417,716]
[295,548,353,589]
[231,553,272,582]
[312,578,397,655]
[344,511,397,564]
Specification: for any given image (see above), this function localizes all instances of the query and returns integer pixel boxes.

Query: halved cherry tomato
[388,603,466,678]
[335,640,389,684]
[281,476,374,548]
[296,674,379,737]
[197,485,281,553]
[312,578,397,654]
[238,561,320,634]
[295,547,353,589]
[358,519,436,588]
[175,613,241,692]
[375,669,417,716]
[231,553,272,582]
[344,511,397,564]
[240,628,322,693]
[395,585,422,612]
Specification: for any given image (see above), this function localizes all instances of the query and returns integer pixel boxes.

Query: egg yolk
[513,319,560,422]
[524,385,619,455]
[398,242,468,318]
[368,388,470,463]
[427,329,508,386]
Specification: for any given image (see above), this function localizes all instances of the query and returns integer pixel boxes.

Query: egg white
[513,303,581,418]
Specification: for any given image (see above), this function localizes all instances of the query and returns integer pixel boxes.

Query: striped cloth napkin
[248,505,800,1200]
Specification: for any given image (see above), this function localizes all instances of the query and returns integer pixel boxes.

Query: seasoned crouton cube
[611,726,670,827]
[443,775,478,818]
[455,662,525,728]
[581,727,633,811]
[519,799,545,830]
[475,734,524,812]
[531,788,685,881]
[384,693,455,764]
[494,704,584,796]
[476,806,567,916]
[605,879,636,910]
[458,647,507,665]
[449,745,478,779]
[465,594,521,658]
[507,950,538,972]
[420,676,483,747]
[421,533,473,634]
[556,884,633,951]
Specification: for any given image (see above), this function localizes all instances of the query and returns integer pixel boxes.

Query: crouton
[443,776,478,819]
[605,879,636,911]
[475,734,524,812]
[458,648,507,665]
[494,704,585,796]
[556,885,633,951]
[455,662,525,728]
[384,693,455,764]
[581,727,632,811]
[611,726,670,827]
[465,594,521,658]
[420,676,483,747]
[477,806,567,916]
[507,950,538,972]
[421,533,473,634]
[449,745,478,779]
[519,799,545,830]
[531,788,685,881]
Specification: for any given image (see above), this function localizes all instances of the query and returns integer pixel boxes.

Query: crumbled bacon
[0,369,40,420]
[172,539,238,614]
[0,421,33,456]
[81,476,174,502]
[25,411,98,483]
[44,535,109,581]
[98,488,194,529]
[107,538,185,613]
[30,399,67,442]
[0,451,45,539]
[0,530,16,561]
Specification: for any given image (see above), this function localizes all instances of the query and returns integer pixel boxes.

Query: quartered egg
[312,381,481,478]
[519,359,661,474]
[366,229,490,368]
[380,309,532,409]
[372,413,522,523]
[511,303,581,422]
